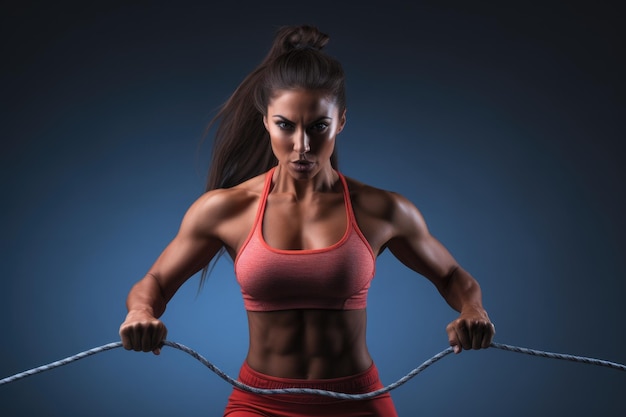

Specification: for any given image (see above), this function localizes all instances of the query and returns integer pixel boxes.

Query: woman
[119,24,495,417]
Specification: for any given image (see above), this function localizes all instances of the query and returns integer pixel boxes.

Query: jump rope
[1,339,624,399]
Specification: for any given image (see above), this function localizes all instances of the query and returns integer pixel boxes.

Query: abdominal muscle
[245,308,372,380]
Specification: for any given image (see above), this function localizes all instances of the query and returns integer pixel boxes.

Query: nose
[294,129,310,155]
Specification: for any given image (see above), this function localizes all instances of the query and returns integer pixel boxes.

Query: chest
[262,193,347,251]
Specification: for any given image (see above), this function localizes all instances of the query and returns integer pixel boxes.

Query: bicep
[145,198,224,301]
[385,195,459,288]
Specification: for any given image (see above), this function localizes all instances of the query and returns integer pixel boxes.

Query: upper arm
[385,193,460,290]
[143,190,235,301]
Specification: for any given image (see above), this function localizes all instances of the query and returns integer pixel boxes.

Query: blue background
[1,1,624,416]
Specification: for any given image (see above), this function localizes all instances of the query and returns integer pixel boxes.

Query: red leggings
[223,361,398,417]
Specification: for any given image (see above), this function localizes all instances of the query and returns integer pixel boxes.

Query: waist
[236,360,383,404]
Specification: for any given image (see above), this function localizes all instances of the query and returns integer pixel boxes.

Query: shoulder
[342,174,429,251]
[181,173,267,232]
[199,174,265,211]
[343,175,420,222]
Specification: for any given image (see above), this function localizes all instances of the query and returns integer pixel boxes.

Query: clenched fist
[119,310,168,355]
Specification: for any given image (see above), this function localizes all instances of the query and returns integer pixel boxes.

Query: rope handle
[1,341,624,399]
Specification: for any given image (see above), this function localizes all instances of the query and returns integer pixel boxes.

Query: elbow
[146,272,168,302]
[439,265,460,294]
[439,266,478,297]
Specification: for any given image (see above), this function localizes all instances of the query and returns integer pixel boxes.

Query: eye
[275,121,294,130]
[310,122,329,133]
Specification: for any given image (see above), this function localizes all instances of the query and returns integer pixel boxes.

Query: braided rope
[1,341,624,399]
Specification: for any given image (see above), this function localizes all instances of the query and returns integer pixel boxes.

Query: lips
[291,160,315,172]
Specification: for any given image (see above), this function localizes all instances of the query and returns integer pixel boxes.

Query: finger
[482,323,496,348]
[152,324,167,355]
[124,325,139,351]
[142,325,155,353]
[446,323,461,354]
[119,326,133,351]
[158,324,168,346]
[450,339,461,354]
[151,326,161,355]
[131,328,143,352]
[471,321,485,350]
[455,321,471,351]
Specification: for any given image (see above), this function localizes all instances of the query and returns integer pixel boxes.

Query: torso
[210,169,398,379]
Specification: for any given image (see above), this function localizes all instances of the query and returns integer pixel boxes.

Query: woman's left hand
[446,308,495,354]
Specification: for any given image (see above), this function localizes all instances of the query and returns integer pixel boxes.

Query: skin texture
[119,89,495,379]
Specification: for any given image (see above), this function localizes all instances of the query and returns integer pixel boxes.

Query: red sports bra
[234,168,376,312]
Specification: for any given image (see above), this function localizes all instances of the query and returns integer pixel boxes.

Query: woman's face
[263,89,346,179]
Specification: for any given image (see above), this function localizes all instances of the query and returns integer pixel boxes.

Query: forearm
[439,267,494,353]
[125,273,168,318]
[438,267,486,315]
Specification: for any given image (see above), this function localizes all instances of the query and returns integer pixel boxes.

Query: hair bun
[278,25,330,51]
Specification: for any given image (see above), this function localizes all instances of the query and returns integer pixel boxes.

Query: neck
[271,164,338,200]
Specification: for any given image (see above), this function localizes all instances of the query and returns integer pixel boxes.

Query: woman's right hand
[119,310,168,355]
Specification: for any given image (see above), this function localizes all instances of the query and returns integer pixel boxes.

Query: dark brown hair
[200,25,347,284]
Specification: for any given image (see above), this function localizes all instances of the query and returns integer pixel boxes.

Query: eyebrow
[271,115,333,123]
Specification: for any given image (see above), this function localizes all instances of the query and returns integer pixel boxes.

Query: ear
[336,108,347,134]
[263,115,269,131]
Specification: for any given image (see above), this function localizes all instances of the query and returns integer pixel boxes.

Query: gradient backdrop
[1,2,624,416]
